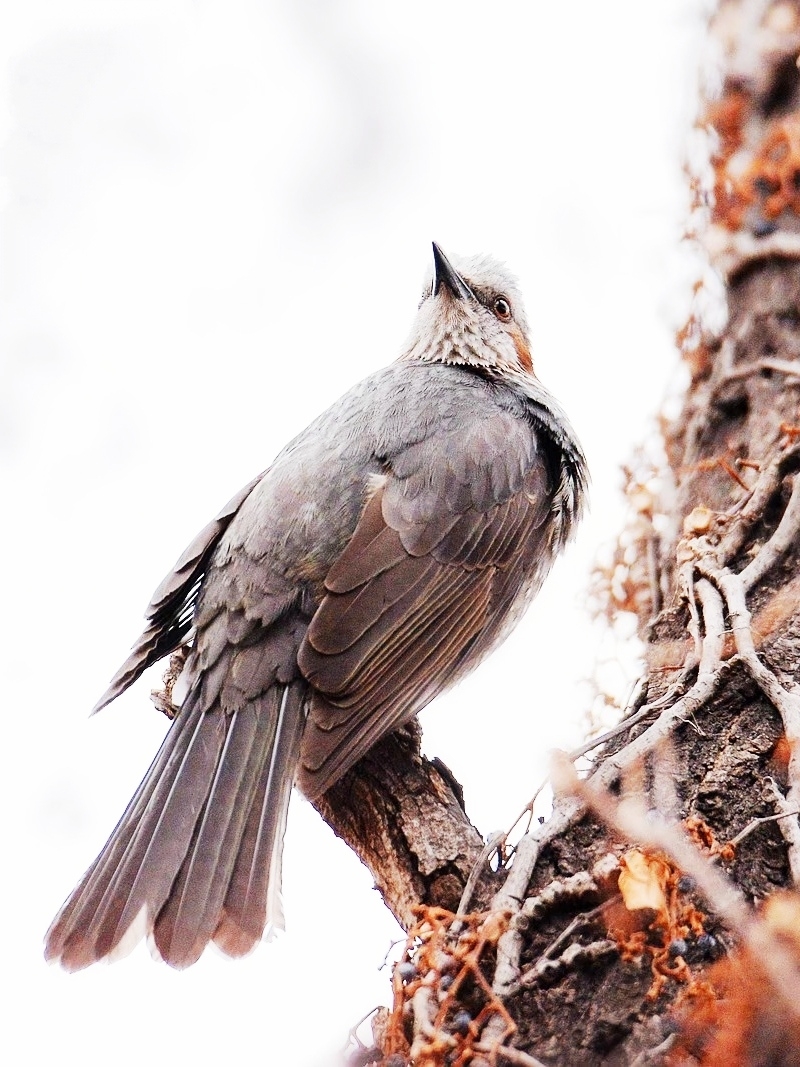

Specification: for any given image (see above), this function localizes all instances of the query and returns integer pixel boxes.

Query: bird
[45,243,588,971]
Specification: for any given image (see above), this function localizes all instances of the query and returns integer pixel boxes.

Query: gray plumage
[45,245,587,970]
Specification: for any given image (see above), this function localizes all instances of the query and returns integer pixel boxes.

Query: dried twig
[519,938,617,990]
[455,830,507,925]
[565,676,652,761]
[488,559,731,1000]
[557,758,800,1032]
[503,681,652,848]
[739,472,800,590]
[478,445,800,1060]
[728,804,800,849]
[695,578,725,675]
[628,1033,677,1066]
[490,796,585,997]
[724,356,800,381]
[473,1042,551,1067]
[386,907,516,1066]
[707,228,800,281]
[520,871,600,922]
[698,559,800,882]
[715,450,790,560]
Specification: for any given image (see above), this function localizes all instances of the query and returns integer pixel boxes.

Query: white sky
[1,2,708,1064]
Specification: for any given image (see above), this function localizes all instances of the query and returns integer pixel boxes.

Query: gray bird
[45,244,587,970]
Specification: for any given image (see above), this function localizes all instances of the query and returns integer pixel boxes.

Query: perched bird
[45,244,587,971]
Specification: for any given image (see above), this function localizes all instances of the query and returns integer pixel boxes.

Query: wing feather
[300,570,493,793]
[297,414,558,799]
[91,472,266,714]
[215,681,306,955]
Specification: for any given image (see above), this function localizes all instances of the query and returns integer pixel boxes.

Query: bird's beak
[432,243,475,301]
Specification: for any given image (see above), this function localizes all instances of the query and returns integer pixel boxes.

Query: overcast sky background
[2,2,710,1064]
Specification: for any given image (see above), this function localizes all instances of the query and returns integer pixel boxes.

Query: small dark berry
[754,175,779,196]
[385,1056,407,1067]
[677,875,695,893]
[396,961,417,983]
[752,219,778,238]
[668,938,688,958]
[451,1010,472,1036]
[439,973,454,991]
[696,933,717,958]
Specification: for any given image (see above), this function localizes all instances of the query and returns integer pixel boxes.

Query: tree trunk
[328,4,800,1063]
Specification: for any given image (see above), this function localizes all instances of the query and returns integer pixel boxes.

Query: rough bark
[331,5,800,1064]
[313,722,497,931]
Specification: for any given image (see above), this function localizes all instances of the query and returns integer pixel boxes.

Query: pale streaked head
[399,243,534,376]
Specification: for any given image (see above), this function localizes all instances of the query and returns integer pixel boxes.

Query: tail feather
[214,682,306,956]
[45,698,205,969]
[152,692,279,967]
[84,698,225,964]
[45,681,305,971]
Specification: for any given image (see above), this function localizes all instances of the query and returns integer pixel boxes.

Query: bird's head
[400,243,533,377]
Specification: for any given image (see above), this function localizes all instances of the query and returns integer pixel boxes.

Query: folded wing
[297,411,558,798]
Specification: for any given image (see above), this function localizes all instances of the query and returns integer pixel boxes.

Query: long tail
[45,681,306,970]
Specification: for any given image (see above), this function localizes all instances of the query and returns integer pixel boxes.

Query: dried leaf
[683,505,714,535]
[618,849,669,914]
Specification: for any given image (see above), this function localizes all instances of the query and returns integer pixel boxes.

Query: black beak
[432,243,475,301]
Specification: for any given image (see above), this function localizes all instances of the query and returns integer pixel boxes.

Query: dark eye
[493,296,512,322]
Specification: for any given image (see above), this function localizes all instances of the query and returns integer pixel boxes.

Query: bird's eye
[493,297,512,322]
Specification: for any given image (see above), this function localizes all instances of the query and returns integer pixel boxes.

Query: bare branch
[740,473,800,590]
[728,802,800,849]
[556,757,800,1032]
